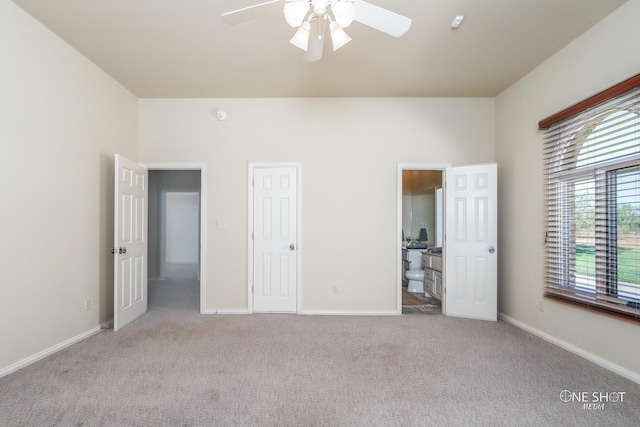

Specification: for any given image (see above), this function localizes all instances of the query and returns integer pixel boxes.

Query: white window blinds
[543,84,640,321]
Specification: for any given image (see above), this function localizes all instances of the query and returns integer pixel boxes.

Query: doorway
[398,162,498,320]
[146,165,206,313]
[398,164,446,315]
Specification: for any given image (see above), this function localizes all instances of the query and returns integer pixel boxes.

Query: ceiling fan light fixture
[331,0,356,28]
[284,0,310,27]
[222,0,412,61]
[330,22,351,51]
[289,22,311,51]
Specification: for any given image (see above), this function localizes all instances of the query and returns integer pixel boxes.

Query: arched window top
[542,78,640,321]
[574,109,640,168]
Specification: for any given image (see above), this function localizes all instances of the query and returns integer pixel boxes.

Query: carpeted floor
[1,279,639,426]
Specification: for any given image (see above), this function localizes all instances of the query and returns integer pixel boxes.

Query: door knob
[289,244,296,251]
[488,246,495,254]
[119,247,127,254]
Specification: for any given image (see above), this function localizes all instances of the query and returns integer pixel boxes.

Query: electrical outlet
[332,284,339,294]
[538,299,544,312]
[216,219,226,228]
[85,299,91,311]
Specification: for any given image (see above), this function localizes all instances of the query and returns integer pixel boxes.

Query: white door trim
[397,163,450,315]
[142,162,207,314]
[248,162,302,314]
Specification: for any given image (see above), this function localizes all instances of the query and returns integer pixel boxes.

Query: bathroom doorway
[398,164,446,315]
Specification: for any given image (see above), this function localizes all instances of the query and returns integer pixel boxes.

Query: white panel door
[445,163,497,321]
[253,167,297,313]
[114,155,148,331]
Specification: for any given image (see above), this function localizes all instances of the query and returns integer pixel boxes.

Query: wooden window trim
[538,73,640,130]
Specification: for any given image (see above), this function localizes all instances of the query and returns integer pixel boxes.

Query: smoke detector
[451,14,464,29]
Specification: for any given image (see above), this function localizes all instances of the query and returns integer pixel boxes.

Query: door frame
[397,163,450,315]
[248,162,302,314]
[143,162,207,314]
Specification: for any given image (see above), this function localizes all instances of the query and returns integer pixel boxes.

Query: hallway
[149,264,200,312]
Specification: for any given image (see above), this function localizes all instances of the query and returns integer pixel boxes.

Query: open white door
[445,163,497,321]
[114,154,148,331]
[252,167,298,313]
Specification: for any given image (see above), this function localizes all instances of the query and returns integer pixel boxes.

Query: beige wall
[0,0,138,372]
[496,0,640,379]
[139,98,495,313]
[7,0,637,385]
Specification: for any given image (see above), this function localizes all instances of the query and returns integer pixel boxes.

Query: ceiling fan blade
[303,18,326,62]
[353,0,412,37]
[222,0,285,25]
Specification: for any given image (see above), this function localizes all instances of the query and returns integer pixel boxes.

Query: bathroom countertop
[421,250,442,257]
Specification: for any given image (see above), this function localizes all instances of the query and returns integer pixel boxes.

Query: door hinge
[251,231,254,240]
[252,285,254,294]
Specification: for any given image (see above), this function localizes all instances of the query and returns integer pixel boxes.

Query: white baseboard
[498,312,640,385]
[201,309,251,314]
[201,309,398,316]
[0,320,112,379]
[299,310,398,316]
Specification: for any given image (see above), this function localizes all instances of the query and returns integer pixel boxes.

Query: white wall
[496,0,640,378]
[166,192,200,264]
[139,98,495,312]
[0,0,138,373]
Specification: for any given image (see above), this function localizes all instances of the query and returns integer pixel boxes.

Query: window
[542,81,640,321]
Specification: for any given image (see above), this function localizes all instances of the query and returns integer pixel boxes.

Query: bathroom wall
[406,192,433,243]
[402,170,442,245]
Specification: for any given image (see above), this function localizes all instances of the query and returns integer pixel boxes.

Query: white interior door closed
[114,154,148,331]
[253,167,298,313]
[445,163,497,321]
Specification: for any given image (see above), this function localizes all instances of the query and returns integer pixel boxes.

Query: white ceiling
[11,0,627,98]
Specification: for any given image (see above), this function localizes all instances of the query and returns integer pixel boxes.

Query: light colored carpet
[1,279,639,426]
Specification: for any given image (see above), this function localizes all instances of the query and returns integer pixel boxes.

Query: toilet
[405,249,425,293]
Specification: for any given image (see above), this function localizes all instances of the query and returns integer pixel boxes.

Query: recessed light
[451,14,464,29]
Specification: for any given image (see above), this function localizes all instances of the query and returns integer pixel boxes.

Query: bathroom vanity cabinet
[422,252,442,300]
[401,249,410,288]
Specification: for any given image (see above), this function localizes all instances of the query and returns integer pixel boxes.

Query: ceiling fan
[222,0,412,62]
